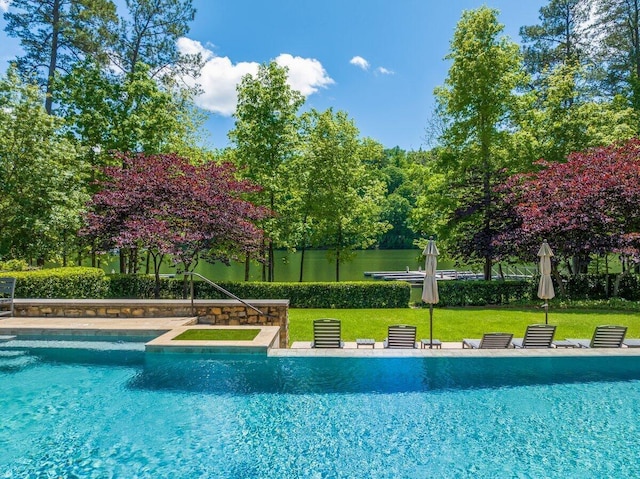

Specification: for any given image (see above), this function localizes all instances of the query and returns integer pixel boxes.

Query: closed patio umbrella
[537,241,555,325]
[422,238,439,348]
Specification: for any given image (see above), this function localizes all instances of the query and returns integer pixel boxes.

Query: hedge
[106,274,412,308]
[6,267,640,307]
[6,267,109,299]
[561,273,640,301]
[436,280,532,307]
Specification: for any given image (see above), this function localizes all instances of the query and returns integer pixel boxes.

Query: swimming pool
[1,340,640,478]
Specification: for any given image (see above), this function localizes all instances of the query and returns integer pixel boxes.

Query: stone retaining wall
[13,299,289,348]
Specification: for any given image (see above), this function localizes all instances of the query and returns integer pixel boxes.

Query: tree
[58,60,206,158]
[497,139,640,276]
[524,61,636,164]
[3,0,117,114]
[434,7,528,280]
[520,0,590,77]
[229,61,304,282]
[297,109,390,281]
[82,152,268,297]
[592,0,640,121]
[0,67,87,264]
[109,0,200,80]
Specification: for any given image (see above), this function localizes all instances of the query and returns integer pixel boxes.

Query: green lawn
[288,307,640,345]
[173,329,260,341]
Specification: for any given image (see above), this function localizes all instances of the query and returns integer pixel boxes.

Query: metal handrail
[182,271,270,318]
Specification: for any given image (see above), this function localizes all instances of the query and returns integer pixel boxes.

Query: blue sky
[0,0,546,151]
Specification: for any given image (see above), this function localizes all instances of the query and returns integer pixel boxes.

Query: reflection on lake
[147,249,459,283]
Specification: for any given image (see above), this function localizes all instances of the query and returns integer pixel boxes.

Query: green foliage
[433,7,529,277]
[106,276,411,308]
[106,274,168,299]
[3,0,118,113]
[0,259,29,272]
[562,274,640,301]
[0,67,88,263]
[173,329,260,341]
[9,267,108,298]
[519,0,589,75]
[57,60,206,159]
[229,61,305,281]
[436,280,532,307]
[294,109,391,280]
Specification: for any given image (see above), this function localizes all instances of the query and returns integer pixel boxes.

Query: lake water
[110,249,453,283]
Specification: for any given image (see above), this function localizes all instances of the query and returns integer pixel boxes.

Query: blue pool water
[1,341,640,478]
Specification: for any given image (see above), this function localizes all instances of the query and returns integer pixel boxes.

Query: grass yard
[288,307,640,345]
[173,329,260,341]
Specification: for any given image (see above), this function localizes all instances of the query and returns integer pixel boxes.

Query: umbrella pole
[545,302,548,325]
[429,304,434,349]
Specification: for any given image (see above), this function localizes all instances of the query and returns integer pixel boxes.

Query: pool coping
[278,341,640,358]
[146,325,280,354]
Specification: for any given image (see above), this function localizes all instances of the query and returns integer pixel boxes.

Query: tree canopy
[82,152,268,295]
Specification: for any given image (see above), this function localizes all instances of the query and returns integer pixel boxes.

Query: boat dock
[364,268,533,285]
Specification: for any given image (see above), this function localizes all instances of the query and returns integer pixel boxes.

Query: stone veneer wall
[13,299,289,348]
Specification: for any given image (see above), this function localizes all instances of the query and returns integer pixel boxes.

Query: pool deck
[2,317,640,357]
[283,341,640,357]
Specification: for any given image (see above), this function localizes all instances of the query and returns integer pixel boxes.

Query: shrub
[106,275,411,308]
[561,273,640,301]
[0,259,30,272]
[437,280,532,307]
[192,281,412,308]
[106,274,172,299]
[9,267,109,298]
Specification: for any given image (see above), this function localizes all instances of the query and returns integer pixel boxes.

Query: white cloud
[0,0,10,12]
[274,53,334,96]
[350,56,370,70]
[177,38,334,116]
[376,66,394,75]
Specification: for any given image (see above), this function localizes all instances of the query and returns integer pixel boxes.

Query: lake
[106,249,461,283]
[175,249,443,282]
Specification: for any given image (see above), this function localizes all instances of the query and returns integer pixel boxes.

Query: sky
[0,0,547,151]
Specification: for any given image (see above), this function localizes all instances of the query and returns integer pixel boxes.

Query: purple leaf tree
[82,152,269,297]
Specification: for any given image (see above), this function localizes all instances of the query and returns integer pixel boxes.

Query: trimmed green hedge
[562,273,640,301]
[106,275,411,308]
[436,280,532,307]
[9,267,640,307]
[7,267,109,299]
[187,280,411,308]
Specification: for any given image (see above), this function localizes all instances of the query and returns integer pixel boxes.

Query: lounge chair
[0,277,15,318]
[512,324,556,348]
[462,332,513,349]
[383,324,417,349]
[311,318,343,348]
[566,325,627,348]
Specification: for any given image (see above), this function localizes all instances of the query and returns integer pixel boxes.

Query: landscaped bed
[172,328,260,341]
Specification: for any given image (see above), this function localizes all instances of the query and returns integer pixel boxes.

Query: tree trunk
[268,240,274,282]
[299,246,306,282]
[552,262,565,296]
[244,253,250,281]
[119,249,126,274]
[484,256,492,282]
[44,0,62,114]
[260,240,266,282]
